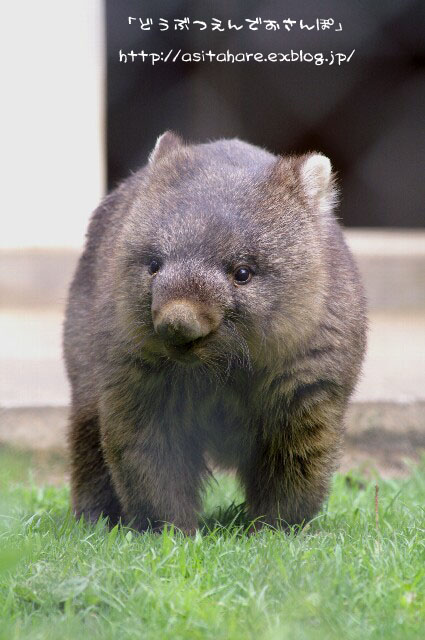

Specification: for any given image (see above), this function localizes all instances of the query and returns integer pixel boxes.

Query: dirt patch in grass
[1,441,422,489]
[1,402,424,484]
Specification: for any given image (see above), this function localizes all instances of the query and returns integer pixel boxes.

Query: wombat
[63,132,366,533]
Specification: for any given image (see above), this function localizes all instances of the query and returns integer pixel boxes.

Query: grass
[0,447,424,639]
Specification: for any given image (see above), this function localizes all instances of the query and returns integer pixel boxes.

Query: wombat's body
[63,133,366,532]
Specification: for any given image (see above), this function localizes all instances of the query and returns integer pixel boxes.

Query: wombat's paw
[246,517,303,535]
[244,517,267,535]
[158,521,198,537]
[175,525,198,537]
[73,507,112,527]
[127,517,198,536]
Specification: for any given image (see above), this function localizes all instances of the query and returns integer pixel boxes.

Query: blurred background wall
[0,1,424,471]
[0,0,104,249]
[1,0,423,252]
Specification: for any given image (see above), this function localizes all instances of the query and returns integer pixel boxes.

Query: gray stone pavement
[1,230,424,467]
[2,231,424,312]
[1,308,424,408]
[1,307,424,474]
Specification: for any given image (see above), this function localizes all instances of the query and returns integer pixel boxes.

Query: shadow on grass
[199,500,249,533]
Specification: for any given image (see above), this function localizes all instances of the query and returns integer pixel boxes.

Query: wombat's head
[115,132,336,373]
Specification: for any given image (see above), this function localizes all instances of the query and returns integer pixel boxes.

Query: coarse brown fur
[63,132,367,533]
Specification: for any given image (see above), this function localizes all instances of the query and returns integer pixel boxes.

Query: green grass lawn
[0,447,424,640]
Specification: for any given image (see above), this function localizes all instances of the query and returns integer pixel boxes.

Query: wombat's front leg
[240,399,343,530]
[69,411,122,525]
[99,389,205,534]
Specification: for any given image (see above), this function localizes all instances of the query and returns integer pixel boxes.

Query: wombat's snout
[153,300,220,347]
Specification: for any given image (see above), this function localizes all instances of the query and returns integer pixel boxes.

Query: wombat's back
[63,172,144,404]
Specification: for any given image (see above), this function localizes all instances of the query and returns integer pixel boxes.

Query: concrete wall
[1,231,424,311]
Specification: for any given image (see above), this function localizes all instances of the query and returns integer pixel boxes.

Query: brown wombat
[63,132,366,533]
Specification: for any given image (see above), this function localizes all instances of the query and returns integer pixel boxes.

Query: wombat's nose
[153,301,211,346]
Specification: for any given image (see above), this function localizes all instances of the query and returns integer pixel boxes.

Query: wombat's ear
[299,153,332,201]
[284,152,337,214]
[149,131,184,164]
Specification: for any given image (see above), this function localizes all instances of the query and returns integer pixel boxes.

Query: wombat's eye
[148,258,161,275]
[233,266,252,285]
